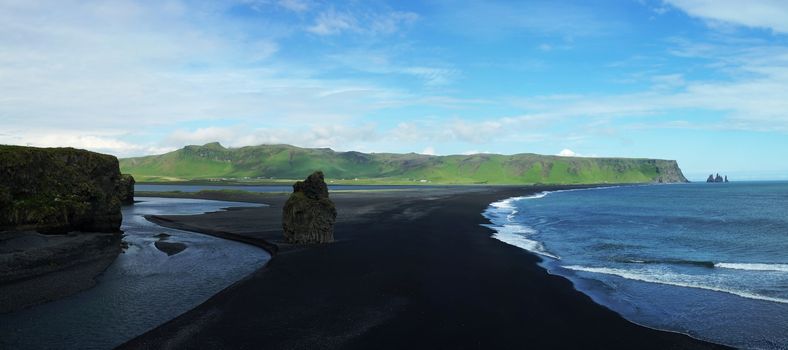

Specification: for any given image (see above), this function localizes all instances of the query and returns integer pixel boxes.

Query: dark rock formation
[706,173,728,183]
[118,174,135,205]
[649,160,689,183]
[0,145,128,234]
[282,171,336,244]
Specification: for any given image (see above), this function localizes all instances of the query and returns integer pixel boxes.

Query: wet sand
[120,186,727,349]
[0,231,121,313]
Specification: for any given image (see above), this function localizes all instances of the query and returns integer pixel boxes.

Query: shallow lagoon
[0,197,270,350]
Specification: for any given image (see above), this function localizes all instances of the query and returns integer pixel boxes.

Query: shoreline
[0,231,121,313]
[483,186,732,347]
[119,186,728,349]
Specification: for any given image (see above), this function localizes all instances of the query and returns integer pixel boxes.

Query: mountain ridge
[120,142,689,185]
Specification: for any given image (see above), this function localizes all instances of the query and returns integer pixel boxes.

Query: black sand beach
[120,186,727,349]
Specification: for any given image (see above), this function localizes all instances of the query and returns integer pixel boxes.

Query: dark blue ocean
[484,182,788,349]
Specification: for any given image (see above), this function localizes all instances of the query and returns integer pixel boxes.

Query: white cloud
[278,0,311,13]
[307,9,356,35]
[665,0,788,33]
[326,50,459,87]
[421,146,436,155]
[557,149,577,157]
[462,150,491,155]
[505,40,788,134]
[306,8,418,36]
[401,67,459,86]
[162,124,381,152]
[0,130,174,157]
[0,1,429,157]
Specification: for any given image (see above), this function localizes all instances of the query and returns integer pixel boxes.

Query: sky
[1,0,788,180]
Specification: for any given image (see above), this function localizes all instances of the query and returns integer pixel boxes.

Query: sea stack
[282,171,337,244]
[119,174,136,205]
[706,173,728,183]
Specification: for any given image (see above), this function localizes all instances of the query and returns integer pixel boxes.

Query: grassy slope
[120,142,687,185]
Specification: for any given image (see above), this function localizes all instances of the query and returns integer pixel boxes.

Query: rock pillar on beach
[119,174,135,205]
[282,171,336,244]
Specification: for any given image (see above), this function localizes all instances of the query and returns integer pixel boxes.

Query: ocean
[484,182,788,349]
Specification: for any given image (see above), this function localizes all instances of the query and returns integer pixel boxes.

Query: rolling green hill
[119,142,688,185]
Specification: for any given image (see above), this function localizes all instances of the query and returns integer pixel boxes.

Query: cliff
[0,145,130,234]
[0,145,133,311]
[121,143,689,185]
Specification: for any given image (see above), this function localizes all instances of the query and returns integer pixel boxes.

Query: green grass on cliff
[120,142,687,185]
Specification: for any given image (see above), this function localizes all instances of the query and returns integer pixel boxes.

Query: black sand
[121,186,727,349]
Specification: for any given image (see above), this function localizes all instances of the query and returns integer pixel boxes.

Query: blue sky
[1,0,788,180]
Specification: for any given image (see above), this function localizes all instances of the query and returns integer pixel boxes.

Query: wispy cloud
[0,0,425,156]
[326,50,460,87]
[306,7,418,36]
[278,0,311,13]
[434,1,622,39]
[665,0,788,33]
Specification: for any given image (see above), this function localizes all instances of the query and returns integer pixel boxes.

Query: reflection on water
[0,197,271,350]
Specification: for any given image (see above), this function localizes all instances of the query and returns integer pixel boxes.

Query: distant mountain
[119,142,689,185]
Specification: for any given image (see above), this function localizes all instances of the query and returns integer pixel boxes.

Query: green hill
[119,142,688,185]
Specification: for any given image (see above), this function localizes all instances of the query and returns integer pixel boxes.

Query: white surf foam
[485,192,560,259]
[490,192,549,209]
[563,265,788,305]
[486,223,560,260]
[715,263,788,273]
[484,186,628,261]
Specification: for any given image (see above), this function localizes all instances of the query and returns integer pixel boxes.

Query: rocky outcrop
[282,171,336,244]
[119,174,135,205]
[0,145,128,234]
[706,173,728,183]
[649,159,689,183]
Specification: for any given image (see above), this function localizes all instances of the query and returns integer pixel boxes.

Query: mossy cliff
[0,145,134,234]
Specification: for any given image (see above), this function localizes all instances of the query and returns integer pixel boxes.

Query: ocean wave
[484,223,560,260]
[617,258,716,268]
[483,187,628,262]
[563,265,788,305]
[484,192,560,259]
[715,263,788,273]
[618,260,788,272]
[489,192,549,209]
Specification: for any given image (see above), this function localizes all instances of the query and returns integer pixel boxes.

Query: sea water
[0,197,271,350]
[484,182,788,349]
